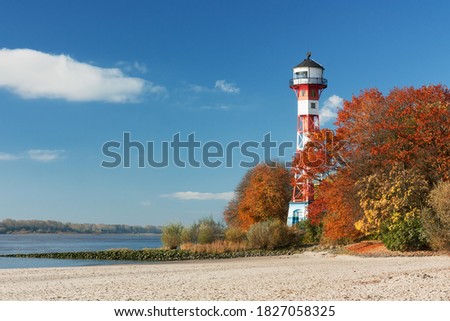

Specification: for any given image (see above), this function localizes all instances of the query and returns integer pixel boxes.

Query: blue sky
[1,0,449,226]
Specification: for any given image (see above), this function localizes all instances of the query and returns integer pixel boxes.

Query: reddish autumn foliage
[305,84,450,244]
[337,84,450,183]
[313,170,362,243]
[224,162,292,231]
[290,128,348,205]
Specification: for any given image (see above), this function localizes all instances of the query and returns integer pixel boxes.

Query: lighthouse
[287,53,327,226]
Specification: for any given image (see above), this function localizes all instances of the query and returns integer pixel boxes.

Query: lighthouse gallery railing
[289,77,328,86]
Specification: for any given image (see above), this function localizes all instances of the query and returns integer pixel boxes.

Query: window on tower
[300,71,307,78]
[311,102,316,109]
[301,90,306,96]
[311,90,316,97]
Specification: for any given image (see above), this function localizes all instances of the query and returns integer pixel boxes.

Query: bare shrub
[224,227,247,243]
[247,220,300,250]
[422,181,450,250]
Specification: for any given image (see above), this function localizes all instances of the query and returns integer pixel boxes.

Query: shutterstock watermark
[100,131,348,169]
[101,132,293,169]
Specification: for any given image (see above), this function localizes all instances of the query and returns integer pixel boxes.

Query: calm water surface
[0,233,162,269]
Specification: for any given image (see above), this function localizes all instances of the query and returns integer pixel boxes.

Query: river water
[0,233,162,269]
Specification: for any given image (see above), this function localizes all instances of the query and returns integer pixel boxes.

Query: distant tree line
[0,219,162,234]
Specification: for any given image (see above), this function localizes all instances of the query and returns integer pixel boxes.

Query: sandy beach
[1,252,449,301]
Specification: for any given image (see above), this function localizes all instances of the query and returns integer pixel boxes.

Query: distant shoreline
[0,231,161,236]
[0,218,162,235]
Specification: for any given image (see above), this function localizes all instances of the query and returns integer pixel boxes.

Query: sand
[0,252,449,301]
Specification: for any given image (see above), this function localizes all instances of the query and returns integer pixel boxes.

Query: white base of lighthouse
[287,201,308,226]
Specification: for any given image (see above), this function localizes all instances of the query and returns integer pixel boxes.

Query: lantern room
[290,52,327,87]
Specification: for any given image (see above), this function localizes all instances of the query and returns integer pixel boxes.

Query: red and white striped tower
[287,52,327,226]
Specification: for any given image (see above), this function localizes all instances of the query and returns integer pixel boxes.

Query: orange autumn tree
[318,170,362,243]
[336,85,450,183]
[224,162,292,231]
[291,128,361,242]
[307,84,450,245]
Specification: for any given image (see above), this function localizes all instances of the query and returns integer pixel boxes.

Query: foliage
[179,217,225,244]
[381,216,429,251]
[291,128,347,187]
[301,85,450,250]
[180,240,249,254]
[336,85,450,184]
[224,226,247,243]
[223,199,240,229]
[224,162,292,231]
[421,181,450,250]
[290,129,362,244]
[198,218,225,244]
[180,224,198,244]
[246,220,300,250]
[428,181,450,226]
[355,165,429,250]
[294,219,322,244]
[161,223,184,249]
[313,171,362,244]
[0,218,161,234]
[223,169,252,227]
[355,165,429,237]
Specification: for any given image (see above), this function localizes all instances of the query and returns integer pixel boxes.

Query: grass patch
[180,240,249,253]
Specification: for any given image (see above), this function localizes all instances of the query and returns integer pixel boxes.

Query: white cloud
[0,48,165,102]
[0,152,21,161]
[214,80,240,94]
[320,94,343,125]
[161,191,235,201]
[27,149,65,162]
[185,80,240,95]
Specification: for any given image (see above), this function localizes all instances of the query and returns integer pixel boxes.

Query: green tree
[180,217,225,244]
[197,217,225,244]
[161,223,184,249]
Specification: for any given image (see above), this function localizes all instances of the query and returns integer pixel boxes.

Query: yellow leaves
[355,165,429,236]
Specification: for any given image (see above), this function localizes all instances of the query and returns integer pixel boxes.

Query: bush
[381,216,429,251]
[181,224,199,244]
[428,181,450,225]
[161,223,184,249]
[180,217,225,245]
[247,220,299,250]
[421,181,450,250]
[224,227,247,243]
[197,222,216,244]
[294,219,321,244]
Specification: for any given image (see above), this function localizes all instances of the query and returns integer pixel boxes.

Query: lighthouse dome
[294,57,325,70]
[294,53,324,70]
[291,52,327,87]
